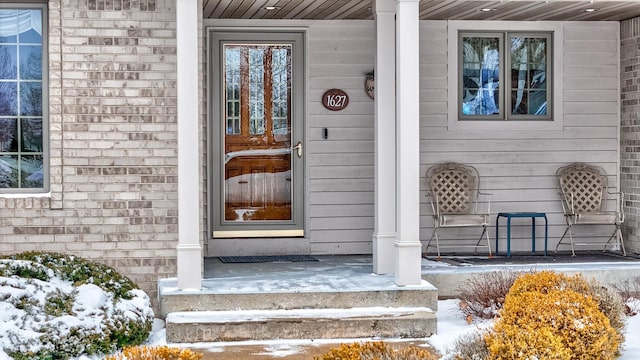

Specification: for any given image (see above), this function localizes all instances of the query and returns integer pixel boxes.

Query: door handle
[291,141,302,158]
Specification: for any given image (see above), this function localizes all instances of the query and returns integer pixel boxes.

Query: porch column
[372,0,397,275]
[394,0,422,285]
[176,0,202,290]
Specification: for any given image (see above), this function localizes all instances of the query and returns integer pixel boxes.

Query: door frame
[207,29,307,239]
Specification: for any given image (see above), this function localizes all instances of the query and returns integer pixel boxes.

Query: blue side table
[496,212,548,257]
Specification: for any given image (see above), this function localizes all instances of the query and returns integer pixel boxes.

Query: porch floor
[195,251,640,296]
[200,255,436,293]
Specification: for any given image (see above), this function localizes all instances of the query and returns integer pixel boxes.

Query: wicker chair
[425,162,492,257]
[556,163,625,256]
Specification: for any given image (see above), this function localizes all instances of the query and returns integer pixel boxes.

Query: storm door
[210,31,305,238]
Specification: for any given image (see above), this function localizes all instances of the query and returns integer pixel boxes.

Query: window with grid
[459,31,551,121]
[0,4,47,192]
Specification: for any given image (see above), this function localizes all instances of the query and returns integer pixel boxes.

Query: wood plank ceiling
[203,0,640,21]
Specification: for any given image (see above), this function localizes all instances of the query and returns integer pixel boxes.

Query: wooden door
[210,32,305,237]
[224,44,293,221]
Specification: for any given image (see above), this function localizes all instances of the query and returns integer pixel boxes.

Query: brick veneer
[621,17,640,254]
[0,0,181,312]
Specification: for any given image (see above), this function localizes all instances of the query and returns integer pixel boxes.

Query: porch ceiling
[204,0,640,21]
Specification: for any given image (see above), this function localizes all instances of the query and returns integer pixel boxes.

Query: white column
[176,0,202,290]
[372,0,397,275]
[394,0,422,286]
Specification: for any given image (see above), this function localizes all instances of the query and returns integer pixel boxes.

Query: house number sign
[322,89,349,111]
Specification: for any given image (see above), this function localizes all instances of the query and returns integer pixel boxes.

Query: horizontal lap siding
[307,22,375,254]
[420,21,621,253]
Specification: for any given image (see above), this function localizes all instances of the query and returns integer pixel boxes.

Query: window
[0,4,47,192]
[459,31,551,121]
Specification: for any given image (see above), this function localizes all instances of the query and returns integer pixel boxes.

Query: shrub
[0,251,153,359]
[5,251,137,299]
[452,330,489,360]
[485,271,621,360]
[457,270,523,320]
[314,341,440,360]
[614,277,640,315]
[584,281,626,336]
[105,346,204,360]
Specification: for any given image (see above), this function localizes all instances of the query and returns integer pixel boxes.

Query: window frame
[447,21,563,132]
[0,2,49,194]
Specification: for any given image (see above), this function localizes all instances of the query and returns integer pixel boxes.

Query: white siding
[421,21,621,253]
[306,21,376,254]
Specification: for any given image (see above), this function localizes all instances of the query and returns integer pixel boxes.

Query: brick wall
[621,17,640,254]
[0,0,179,312]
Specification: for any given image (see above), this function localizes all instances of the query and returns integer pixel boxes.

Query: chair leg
[484,225,492,258]
[604,227,619,252]
[555,221,576,257]
[555,225,571,252]
[425,228,441,259]
[434,231,441,259]
[474,226,492,257]
[606,225,626,256]
[618,228,626,256]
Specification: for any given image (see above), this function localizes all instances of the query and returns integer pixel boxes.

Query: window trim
[447,21,563,131]
[0,2,49,194]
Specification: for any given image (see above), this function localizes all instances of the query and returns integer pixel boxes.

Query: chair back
[427,163,479,215]
[556,163,607,214]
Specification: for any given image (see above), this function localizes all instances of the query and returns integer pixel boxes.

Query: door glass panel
[249,48,265,135]
[223,44,293,222]
[225,48,240,135]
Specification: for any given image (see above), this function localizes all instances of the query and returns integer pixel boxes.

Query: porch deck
[421,251,640,298]
[158,253,640,343]
[161,252,640,305]
[193,252,640,299]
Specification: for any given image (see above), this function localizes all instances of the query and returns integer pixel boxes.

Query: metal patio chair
[556,162,625,256]
[425,162,492,258]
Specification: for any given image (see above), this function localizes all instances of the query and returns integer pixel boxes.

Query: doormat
[218,255,319,263]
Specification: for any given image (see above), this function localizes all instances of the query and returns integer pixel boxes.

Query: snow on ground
[89,299,639,359]
[133,299,640,359]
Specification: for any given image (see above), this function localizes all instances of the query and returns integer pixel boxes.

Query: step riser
[159,290,438,318]
[166,314,437,343]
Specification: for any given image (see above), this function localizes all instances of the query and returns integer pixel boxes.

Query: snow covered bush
[105,345,203,360]
[314,341,440,360]
[0,251,154,359]
[485,271,621,360]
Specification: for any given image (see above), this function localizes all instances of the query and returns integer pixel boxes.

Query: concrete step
[159,287,438,318]
[165,307,437,343]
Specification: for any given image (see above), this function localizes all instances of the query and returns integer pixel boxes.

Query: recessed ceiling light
[584,8,597,12]
[480,8,496,12]
[265,6,280,10]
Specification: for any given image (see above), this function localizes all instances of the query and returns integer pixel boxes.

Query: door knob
[291,141,302,158]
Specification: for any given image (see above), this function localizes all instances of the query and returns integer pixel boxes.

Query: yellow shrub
[486,271,621,360]
[104,345,203,360]
[314,341,439,360]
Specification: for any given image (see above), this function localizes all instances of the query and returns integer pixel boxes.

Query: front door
[210,31,305,238]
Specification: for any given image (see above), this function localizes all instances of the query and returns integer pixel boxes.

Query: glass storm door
[210,32,304,238]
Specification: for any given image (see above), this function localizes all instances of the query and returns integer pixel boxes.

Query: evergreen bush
[0,251,153,359]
